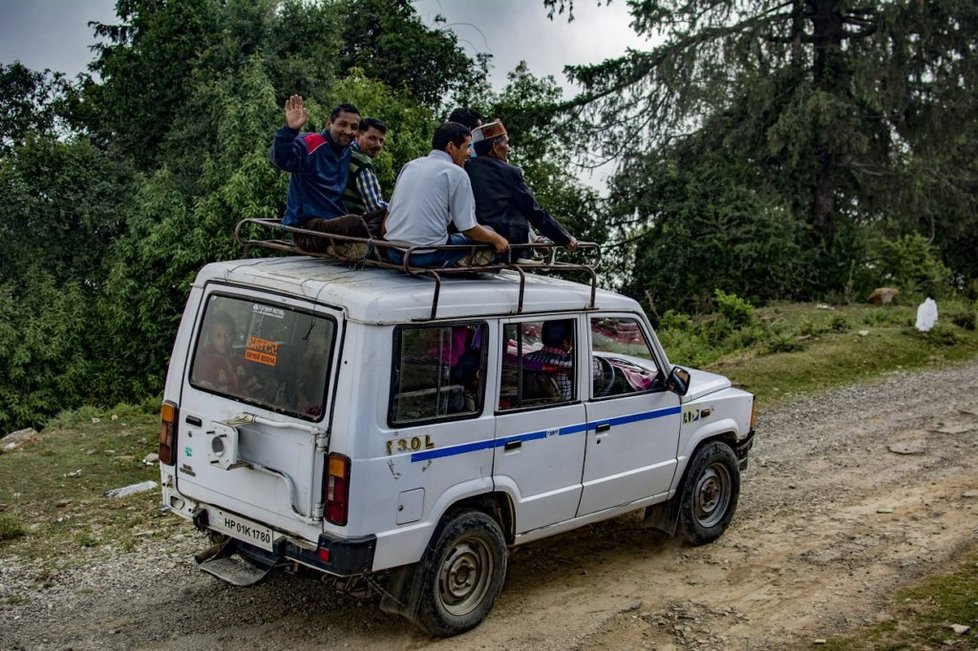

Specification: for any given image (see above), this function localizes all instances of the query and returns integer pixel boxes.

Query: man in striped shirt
[343,117,389,216]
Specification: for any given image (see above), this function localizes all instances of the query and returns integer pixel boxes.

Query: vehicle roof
[195,256,640,323]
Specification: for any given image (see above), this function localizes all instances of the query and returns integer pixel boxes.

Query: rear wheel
[416,510,507,636]
[678,441,740,545]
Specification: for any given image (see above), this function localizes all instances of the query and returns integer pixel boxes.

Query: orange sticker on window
[245,336,280,366]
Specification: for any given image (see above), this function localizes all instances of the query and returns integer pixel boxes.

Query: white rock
[104,480,157,498]
[950,624,970,635]
[915,297,938,332]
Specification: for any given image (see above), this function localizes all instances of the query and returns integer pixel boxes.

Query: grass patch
[819,545,978,649]
[0,513,26,541]
[0,404,174,566]
[660,301,978,406]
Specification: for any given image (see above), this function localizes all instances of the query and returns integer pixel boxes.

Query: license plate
[208,508,275,551]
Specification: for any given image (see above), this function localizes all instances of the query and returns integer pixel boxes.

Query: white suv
[159,254,755,636]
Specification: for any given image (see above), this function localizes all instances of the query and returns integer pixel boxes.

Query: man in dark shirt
[270,97,359,224]
[464,120,578,258]
[269,97,373,254]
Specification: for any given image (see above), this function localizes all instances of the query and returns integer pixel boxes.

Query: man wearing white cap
[465,120,579,256]
[384,122,510,267]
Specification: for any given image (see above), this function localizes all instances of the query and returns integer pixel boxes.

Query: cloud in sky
[1,0,648,93]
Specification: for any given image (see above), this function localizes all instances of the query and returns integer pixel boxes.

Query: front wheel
[415,510,508,637]
[677,441,740,545]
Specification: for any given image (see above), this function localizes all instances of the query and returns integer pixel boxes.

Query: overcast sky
[0,0,647,94]
[0,0,117,79]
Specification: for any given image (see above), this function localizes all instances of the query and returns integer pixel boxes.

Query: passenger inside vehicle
[194,312,241,392]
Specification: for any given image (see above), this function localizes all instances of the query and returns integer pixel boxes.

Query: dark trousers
[294,210,385,253]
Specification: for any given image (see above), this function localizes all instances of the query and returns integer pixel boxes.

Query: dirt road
[3,361,978,650]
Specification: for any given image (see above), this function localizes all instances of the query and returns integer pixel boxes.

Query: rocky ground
[3,361,978,650]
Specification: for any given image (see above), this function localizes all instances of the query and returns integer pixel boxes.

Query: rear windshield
[189,294,336,420]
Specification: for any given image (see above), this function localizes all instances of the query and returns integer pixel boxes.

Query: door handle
[595,423,611,433]
[504,440,522,451]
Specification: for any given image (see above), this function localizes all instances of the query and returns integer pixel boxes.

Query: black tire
[415,510,508,637]
[677,441,740,545]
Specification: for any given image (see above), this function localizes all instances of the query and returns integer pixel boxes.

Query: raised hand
[284,94,308,130]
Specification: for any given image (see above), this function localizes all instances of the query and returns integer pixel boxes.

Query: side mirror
[666,366,690,396]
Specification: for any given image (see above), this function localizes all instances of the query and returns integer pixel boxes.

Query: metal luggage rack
[234,218,601,319]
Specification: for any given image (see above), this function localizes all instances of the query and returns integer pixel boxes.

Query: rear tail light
[324,453,351,525]
[749,399,757,431]
[159,400,178,465]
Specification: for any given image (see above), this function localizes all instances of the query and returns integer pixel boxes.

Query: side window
[389,323,486,425]
[499,319,576,410]
[590,317,661,399]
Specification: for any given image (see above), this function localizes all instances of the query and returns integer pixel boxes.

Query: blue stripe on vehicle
[588,405,682,430]
[559,422,589,435]
[409,404,681,462]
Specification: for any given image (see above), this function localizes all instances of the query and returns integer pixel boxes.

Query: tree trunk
[809,0,846,233]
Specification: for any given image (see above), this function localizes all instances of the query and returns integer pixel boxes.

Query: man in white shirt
[384,122,509,267]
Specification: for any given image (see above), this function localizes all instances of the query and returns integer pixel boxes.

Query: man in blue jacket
[270,97,373,253]
[465,120,578,259]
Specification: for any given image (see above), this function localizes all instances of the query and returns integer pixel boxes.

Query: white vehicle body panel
[160,257,755,580]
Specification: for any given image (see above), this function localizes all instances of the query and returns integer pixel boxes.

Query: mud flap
[197,539,282,587]
[643,498,680,536]
[379,563,423,622]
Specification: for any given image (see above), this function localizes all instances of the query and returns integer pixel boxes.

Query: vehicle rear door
[176,286,342,536]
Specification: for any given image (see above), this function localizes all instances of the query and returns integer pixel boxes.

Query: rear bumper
[188,505,376,577]
[287,532,377,577]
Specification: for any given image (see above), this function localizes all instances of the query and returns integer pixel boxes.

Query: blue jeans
[386,233,473,267]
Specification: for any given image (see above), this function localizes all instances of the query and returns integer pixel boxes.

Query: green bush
[0,513,26,542]
[946,301,977,332]
[920,323,959,346]
[763,329,807,354]
[714,289,756,328]
[829,315,850,333]
[863,308,905,326]
[875,234,952,298]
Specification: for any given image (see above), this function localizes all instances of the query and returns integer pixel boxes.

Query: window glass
[499,319,576,410]
[590,317,661,398]
[389,323,486,425]
[189,294,335,420]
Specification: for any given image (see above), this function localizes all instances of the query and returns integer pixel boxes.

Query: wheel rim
[693,462,731,528]
[437,536,494,616]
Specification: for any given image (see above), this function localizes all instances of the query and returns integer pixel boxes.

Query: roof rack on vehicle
[234,218,601,319]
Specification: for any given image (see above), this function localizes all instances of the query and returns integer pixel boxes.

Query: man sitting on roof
[269,97,378,254]
[383,122,510,268]
[342,116,389,217]
[465,120,578,259]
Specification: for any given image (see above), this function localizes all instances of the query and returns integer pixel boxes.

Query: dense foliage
[0,0,499,431]
[547,0,978,311]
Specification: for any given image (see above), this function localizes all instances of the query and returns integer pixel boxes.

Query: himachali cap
[471,120,507,143]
